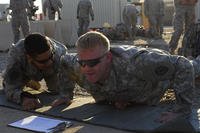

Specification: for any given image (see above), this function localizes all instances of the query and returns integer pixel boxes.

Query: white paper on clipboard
[8,115,72,133]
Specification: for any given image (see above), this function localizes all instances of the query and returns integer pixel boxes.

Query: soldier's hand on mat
[155,111,180,123]
[22,97,42,110]
[51,97,72,107]
[114,101,130,110]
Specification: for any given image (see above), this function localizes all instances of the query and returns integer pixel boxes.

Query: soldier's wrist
[59,96,73,105]
[60,95,72,101]
[20,92,36,103]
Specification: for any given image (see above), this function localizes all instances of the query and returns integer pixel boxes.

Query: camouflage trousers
[77,17,90,37]
[11,12,30,43]
[148,15,164,38]
[123,14,137,40]
[169,6,195,53]
[180,24,200,58]
[48,10,56,20]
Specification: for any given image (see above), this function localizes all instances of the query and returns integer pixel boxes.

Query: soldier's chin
[39,64,52,70]
[86,76,97,83]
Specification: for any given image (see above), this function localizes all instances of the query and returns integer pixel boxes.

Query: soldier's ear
[106,51,112,62]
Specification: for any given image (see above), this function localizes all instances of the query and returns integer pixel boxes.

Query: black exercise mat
[0,91,198,132]
[37,96,112,120]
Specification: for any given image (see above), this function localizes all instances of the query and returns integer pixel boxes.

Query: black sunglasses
[33,52,54,64]
[77,53,107,67]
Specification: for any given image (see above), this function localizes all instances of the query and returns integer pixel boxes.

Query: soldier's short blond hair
[76,31,110,53]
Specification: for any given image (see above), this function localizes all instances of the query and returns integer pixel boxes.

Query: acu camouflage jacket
[3,38,74,104]
[60,45,195,112]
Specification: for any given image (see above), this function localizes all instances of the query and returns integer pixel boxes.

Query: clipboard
[8,115,72,133]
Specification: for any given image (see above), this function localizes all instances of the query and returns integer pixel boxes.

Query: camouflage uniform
[115,23,128,40]
[169,0,197,53]
[2,38,74,104]
[122,4,138,40]
[43,0,63,20]
[77,0,94,37]
[181,24,200,57]
[60,46,195,112]
[27,0,38,21]
[144,0,165,38]
[9,0,30,43]
[27,0,34,20]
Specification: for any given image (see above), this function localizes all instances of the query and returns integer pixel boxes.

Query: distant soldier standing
[27,0,34,20]
[144,0,165,39]
[169,0,197,54]
[77,0,94,37]
[43,0,63,20]
[122,3,138,40]
[27,0,38,21]
[9,0,30,44]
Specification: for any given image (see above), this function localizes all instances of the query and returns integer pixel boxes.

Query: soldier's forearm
[59,90,74,101]
[5,88,23,104]
[59,83,75,100]
[174,91,193,115]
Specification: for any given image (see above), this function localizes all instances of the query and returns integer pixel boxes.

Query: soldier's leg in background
[21,15,30,38]
[181,23,196,57]
[11,17,20,44]
[57,10,62,20]
[123,15,130,40]
[82,18,89,34]
[131,20,137,41]
[185,7,195,32]
[148,16,157,38]
[125,16,133,40]
[131,14,137,40]
[154,17,160,39]
[77,18,84,37]
[169,8,184,54]
[48,11,55,20]
[127,24,133,40]
[181,8,196,56]
[158,15,164,38]
[122,12,126,24]
[130,14,137,40]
